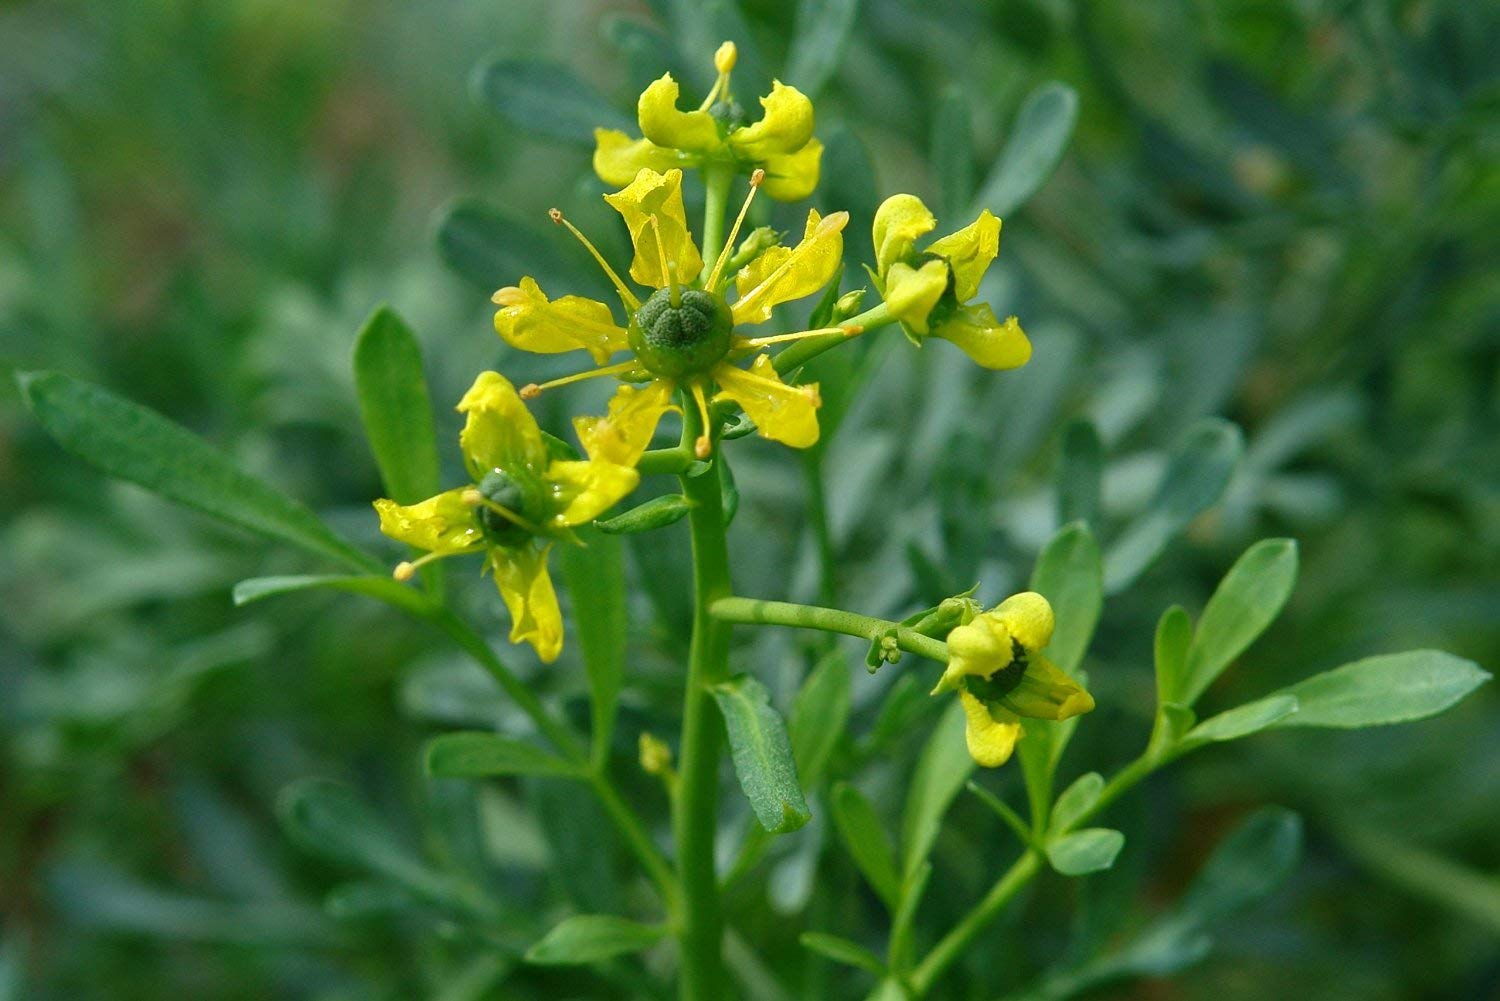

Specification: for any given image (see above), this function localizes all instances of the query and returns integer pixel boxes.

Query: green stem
[591,772,679,913]
[773,301,895,375]
[674,457,734,999]
[699,164,736,285]
[709,596,950,665]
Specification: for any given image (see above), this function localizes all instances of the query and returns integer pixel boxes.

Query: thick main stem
[709,596,950,664]
[674,460,733,999]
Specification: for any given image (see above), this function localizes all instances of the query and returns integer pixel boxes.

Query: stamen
[392,549,461,582]
[521,360,640,399]
[549,208,641,310]
[643,215,676,301]
[689,382,714,459]
[738,324,862,349]
[462,488,545,536]
[706,169,764,292]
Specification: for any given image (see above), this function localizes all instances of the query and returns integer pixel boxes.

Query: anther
[706,172,765,290]
[520,383,542,400]
[694,435,712,459]
[393,561,416,582]
[461,488,483,506]
[714,41,737,75]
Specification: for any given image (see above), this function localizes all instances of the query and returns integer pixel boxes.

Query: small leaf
[799,932,886,976]
[18,371,377,572]
[1104,418,1244,594]
[785,0,860,99]
[352,306,441,506]
[899,699,973,880]
[1268,651,1490,730]
[974,81,1079,217]
[1183,694,1298,746]
[831,782,900,911]
[1047,828,1125,876]
[424,732,580,779]
[558,531,626,766]
[718,449,741,525]
[711,675,811,834]
[524,914,666,965]
[436,198,594,294]
[932,86,974,219]
[790,651,851,789]
[1029,521,1102,676]
[1049,771,1104,835]
[1153,605,1192,706]
[1181,539,1299,704]
[233,574,435,618]
[1172,807,1302,926]
[1057,418,1103,526]
[471,59,631,144]
[594,494,693,534]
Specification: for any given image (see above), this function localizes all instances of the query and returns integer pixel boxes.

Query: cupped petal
[573,379,678,467]
[711,356,820,448]
[492,276,627,365]
[604,167,704,289]
[727,81,815,160]
[882,259,949,335]
[996,653,1095,721]
[992,591,1055,653]
[457,371,548,478]
[933,303,1031,370]
[637,74,722,154]
[730,208,847,324]
[758,136,823,201]
[931,615,1012,694]
[872,193,936,276]
[374,488,483,555]
[925,210,1000,302]
[489,544,564,663]
[592,128,688,187]
[960,691,1023,768]
[546,457,640,526]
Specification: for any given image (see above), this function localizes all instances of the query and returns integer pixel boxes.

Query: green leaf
[974,81,1079,217]
[798,932,886,977]
[1153,605,1192,706]
[1047,828,1125,876]
[932,86,974,220]
[558,531,626,766]
[1267,651,1490,730]
[232,574,436,617]
[1030,521,1102,676]
[352,306,441,507]
[1172,807,1302,926]
[594,493,693,534]
[711,675,811,834]
[789,650,851,789]
[435,198,593,294]
[900,698,972,880]
[831,782,901,911]
[887,861,931,973]
[718,449,741,525]
[1182,694,1299,746]
[424,732,580,779]
[523,914,666,965]
[1104,418,1244,594]
[471,59,630,144]
[785,0,860,99]
[1181,539,1299,704]
[18,371,377,572]
[1049,771,1104,835]
[1057,418,1102,526]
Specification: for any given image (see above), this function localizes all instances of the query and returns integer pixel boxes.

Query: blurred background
[1,1,1496,998]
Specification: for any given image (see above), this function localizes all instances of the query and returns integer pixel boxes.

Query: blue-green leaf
[524,914,667,965]
[1047,828,1125,876]
[1182,694,1299,746]
[232,574,435,618]
[831,782,900,911]
[975,81,1079,217]
[789,650,851,789]
[1180,539,1299,704]
[1049,771,1104,835]
[558,531,626,767]
[435,198,594,294]
[786,0,861,99]
[471,59,631,144]
[1030,521,1102,676]
[900,699,972,880]
[1267,651,1489,730]
[594,494,693,533]
[712,675,811,834]
[1153,605,1192,706]
[799,932,886,976]
[424,732,581,779]
[352,306,441,507]
[1057,418,1103,526]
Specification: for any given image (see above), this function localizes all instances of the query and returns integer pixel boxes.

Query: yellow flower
[374,372,639,663]
[592,41,823,202]
[931,592,1094,767]
[493,166,850,460]
[870,193,1031,370]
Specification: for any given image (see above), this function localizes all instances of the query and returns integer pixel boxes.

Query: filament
[706,168,764,292]
[689,382,714,459]
[520,360,640,399]
[549,208,641,311]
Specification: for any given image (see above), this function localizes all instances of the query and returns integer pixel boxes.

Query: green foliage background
[1,1,1496,998]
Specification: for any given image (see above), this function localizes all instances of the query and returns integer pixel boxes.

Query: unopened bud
[832,289,866,322]
[639,732,674,776]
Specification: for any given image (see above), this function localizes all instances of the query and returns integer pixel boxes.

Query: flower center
[630,287,733,379]
[963,639,1030,702]
[474,469,537,546]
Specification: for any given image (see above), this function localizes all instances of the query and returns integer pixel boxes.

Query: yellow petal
[457,371,548,477]
[712,356,820,449]
[727,81,815,160]
[992,591,1055,653]
[492,276,627,365]
[490,545,564,663]
[637,73,722,154]
[603,167,704,289]
[573,379,678,467]
[546,457,640,526]
[933,304,1031,370]
[925,210,1000,302]
[882,259,949,335]
[961,691,1022,768]
[374,488,482,555]
[731,208,847,325]
[592,128,686,187]
[872,193,936,276]
[758,135,823,201]
[996,653,1095,721]
[931,615,1012,694]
